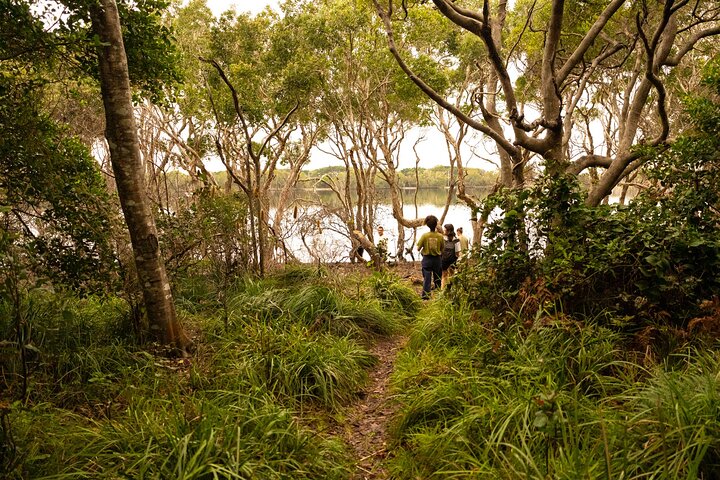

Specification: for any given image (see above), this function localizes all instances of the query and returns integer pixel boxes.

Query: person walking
[441,224,461,288]
[416,215,444,299]
[457,227,470,257]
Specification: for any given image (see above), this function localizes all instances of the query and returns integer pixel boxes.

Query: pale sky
[206,0,280,17]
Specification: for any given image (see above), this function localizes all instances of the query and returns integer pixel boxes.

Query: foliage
[158,189,252,308]
[367,271,422,317]
[1,266,418,477]
[451,169,720,329]
[66,0,181,103]
[2,0,181,102]
[1,0,190,351]
[451,59,720,330]
[9,391,350,479]
[0,78,118,294]
[225,273,405,339]
[209,320,376,409]
[644,57,720,231]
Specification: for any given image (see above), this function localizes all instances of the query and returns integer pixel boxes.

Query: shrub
[451,174,720,330]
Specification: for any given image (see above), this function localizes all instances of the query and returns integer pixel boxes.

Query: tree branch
[556,0,627,84]
[664,26,720,65]
[373,0,520,157]
[199,56,256,161]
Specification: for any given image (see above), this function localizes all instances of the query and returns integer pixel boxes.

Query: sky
[206,0,280,17]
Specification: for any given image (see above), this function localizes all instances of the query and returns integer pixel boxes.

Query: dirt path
[342,334,407,479]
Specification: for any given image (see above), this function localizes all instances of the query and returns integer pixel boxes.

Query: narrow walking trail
[341,334,408,479]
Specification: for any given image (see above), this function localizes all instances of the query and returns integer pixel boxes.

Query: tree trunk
[91,0,190,353]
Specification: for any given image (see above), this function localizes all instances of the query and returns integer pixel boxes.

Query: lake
[275,185,634,263]
[276,187,489,263]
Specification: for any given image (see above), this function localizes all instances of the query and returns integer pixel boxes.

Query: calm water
[276,186,634,263]
[277,188,489,263]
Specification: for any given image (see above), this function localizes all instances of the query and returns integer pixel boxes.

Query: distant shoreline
[276,185,495,192]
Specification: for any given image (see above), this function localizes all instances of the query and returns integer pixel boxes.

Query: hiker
[416,215,444,299]
[457,227,470,257]
[441,224,461,288]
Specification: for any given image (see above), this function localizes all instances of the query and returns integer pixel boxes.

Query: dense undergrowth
[0,266,417,479]
[2,61,719,479]
[385,299,720,479]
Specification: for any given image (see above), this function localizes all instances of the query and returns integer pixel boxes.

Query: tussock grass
[268,264,328,286]
[284,284,342,322]
[226,279,405,339]
[333,299,403,337]
[2,266,417,478]
[11,392,350,479]
[207,321,377,409]
[0,292,128,353]
[387,304,720,479]
[367,272,423,317]
[620,350,720,478]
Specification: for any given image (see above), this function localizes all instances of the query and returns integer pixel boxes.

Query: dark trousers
[421,255,442,299]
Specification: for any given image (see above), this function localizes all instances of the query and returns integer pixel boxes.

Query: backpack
[441,238,458,269]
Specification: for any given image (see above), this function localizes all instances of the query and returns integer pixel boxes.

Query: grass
[224,276,405,339]
[1,267,420,479]
[9,264,718,479]
[206,320,378,409]
[11,392,351,479]
[368,271,423,317]
[385,299,720,479]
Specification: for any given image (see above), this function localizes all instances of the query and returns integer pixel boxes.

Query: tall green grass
[386,300,720,479]
[2,266,421,478]
[204,320,377,409]
[226,279,405,339]
[368,272,423,317]
[10,391,350,479]
[620,350,720,478]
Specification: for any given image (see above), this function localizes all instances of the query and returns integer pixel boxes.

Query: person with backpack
[441,223,461,288]
[416,215,444,299]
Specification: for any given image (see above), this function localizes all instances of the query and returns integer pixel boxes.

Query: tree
[188,4,327,275]
[309,0,460,262]
[90,0,189,352]
[374,0,720,205]
[0,0,117,291]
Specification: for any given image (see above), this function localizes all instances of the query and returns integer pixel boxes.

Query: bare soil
[341,334,407,479]
[323,261,423,477]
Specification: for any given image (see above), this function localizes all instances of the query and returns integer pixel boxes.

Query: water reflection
[271,187,492,210]
[275,186,635,263]
[277,188,491,263]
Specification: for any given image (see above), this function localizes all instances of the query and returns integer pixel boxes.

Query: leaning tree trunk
[91,0,190,353]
